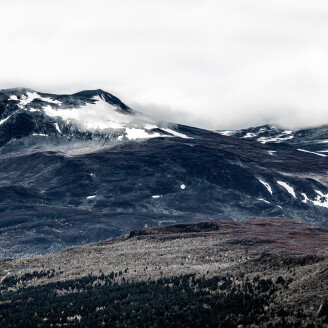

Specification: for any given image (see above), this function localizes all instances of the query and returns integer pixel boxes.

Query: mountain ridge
[217,123,328,155]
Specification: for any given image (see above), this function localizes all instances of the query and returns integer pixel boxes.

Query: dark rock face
[0,88,328,258]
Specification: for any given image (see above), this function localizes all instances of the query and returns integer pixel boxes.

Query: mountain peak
[73,89,111,99]
[73,89,131,113]
[0,87,192,154]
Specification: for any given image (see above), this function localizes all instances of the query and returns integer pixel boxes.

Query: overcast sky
[1,0,328,130]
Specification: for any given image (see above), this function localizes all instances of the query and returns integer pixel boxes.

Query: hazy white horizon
[1,0,328,130]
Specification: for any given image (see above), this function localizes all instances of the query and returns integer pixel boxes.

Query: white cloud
[1,0,328,130]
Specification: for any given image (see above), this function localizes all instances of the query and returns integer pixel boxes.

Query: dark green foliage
[0,270,55,290]
[0,273,316,328]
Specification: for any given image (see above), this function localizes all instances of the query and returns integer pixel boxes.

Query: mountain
[217,124,328,155]
[1,88,328,258]
[0,88,189,156]
[1,218,327,327]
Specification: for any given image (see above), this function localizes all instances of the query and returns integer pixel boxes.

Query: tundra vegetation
[0,218,327,327]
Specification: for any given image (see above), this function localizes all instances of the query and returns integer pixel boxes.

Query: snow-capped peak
[0,88,192,154]
[43,95,136,130]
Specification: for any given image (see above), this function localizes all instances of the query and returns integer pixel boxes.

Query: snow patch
[0,113,14,126]
[257,198,270,204]
[125,128,161,140]
[54,123,62,134]
[144,124,158,130]
[11,92,62,109]
[258,135,294,144]
[301,191,328,208]
[313,190,328,208]
[18,92,40,108]
[44,96,132,130]
[243,132,256,138]
[217,130,235,136]
[38,96,62,105]
[277,181,296,198]
[297,149,327,157]
[301,193,309,204]
[259,179,273,195]
[161,128,190,139]
[315,190,324,196]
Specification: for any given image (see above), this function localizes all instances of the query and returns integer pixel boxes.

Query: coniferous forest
[1,271,327,328]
